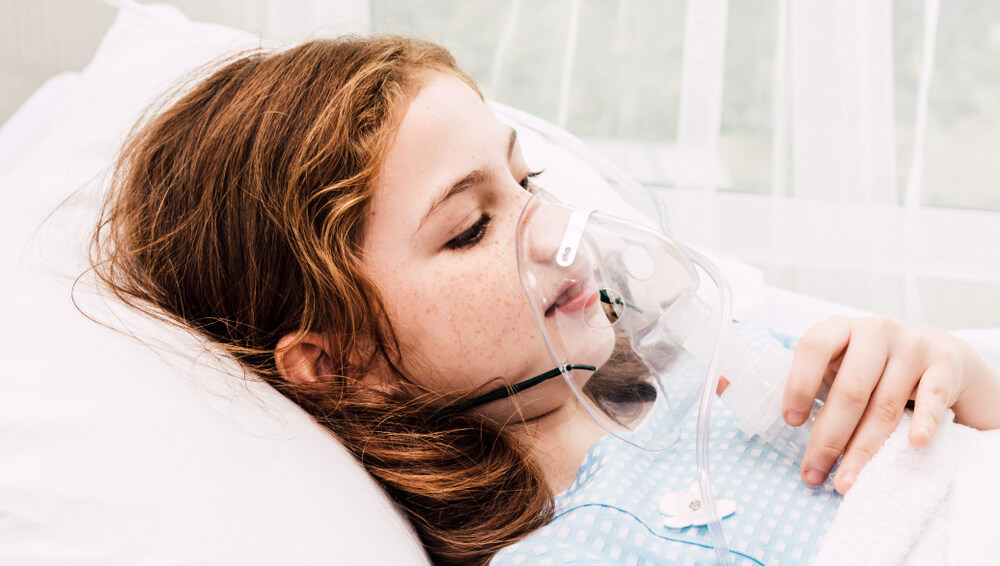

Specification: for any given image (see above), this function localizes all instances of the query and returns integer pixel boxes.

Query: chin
[570,324,617,370]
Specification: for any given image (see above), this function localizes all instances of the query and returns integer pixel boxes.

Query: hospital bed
[1,4,998,565]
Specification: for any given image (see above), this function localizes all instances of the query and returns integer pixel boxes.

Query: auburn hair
[92,36,553,565]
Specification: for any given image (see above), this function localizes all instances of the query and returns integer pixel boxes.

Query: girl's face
[362,71,611,421]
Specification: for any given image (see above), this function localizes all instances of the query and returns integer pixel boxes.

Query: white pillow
[0,4,428,565]
[0,71,80,172]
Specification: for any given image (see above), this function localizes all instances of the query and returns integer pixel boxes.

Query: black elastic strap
[434,364,598,417]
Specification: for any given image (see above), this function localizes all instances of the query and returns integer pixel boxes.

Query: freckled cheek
[454,243,537,359]
[388,206,544,381]
[441,265,514,334]
[428,271,532,366]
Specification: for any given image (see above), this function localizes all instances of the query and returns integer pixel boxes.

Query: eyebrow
[416,128,518,233]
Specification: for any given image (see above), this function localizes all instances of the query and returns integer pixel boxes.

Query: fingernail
[841,472,857,488]
[786,410,807,426]
[804,468,827,486]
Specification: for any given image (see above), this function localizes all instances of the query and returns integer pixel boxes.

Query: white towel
[812,411,1000,566]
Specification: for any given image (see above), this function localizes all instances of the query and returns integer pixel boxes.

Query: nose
[519,193,578,265]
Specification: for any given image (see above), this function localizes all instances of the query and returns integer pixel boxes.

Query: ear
[275,332,336,384]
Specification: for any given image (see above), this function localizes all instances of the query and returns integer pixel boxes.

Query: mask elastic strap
[433,364,597,417]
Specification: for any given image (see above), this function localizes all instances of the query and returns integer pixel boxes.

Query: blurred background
[2,0,998,329]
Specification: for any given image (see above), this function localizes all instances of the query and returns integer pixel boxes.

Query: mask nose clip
[556,208,593,267]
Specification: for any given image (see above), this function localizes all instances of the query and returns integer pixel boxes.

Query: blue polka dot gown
[492,324,840,566]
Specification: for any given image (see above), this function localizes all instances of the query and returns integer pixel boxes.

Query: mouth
[544,277,593,318]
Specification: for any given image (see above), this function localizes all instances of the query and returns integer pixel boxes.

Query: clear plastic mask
[482,102,740,563]
[515,189,708,451]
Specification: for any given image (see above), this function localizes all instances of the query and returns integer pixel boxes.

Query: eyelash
[444,171,542,251]
[520,170,542,193]
[445,214,491,250]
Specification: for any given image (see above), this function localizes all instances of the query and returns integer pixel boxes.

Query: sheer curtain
[3,0,997,328]
[662,0,1000,329]
[342,0,1000,328]
[365,0,1000,328]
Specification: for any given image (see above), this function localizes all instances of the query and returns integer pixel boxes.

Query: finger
[832,356,920,493]
[800,321,889,486]
[783,316,852,427]
[908,362,956,448]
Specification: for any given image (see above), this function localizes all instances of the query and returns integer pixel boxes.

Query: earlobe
[275,332,335,384]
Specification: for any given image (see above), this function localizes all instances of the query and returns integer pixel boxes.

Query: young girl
[93,36,1000,565]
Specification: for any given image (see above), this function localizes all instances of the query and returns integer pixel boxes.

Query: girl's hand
[781,315,1000,494]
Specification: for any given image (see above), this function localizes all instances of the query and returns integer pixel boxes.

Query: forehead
[390,70,491,153]
[370,72,502,221]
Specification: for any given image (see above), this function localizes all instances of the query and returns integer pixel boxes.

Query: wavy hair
[91,36,553,565]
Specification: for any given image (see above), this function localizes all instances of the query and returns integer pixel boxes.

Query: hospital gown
[491,325,841,566]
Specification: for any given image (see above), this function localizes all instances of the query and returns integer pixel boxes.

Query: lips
[544,277,592,318]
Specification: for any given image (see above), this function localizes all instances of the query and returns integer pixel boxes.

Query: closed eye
[445,214,491,250]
